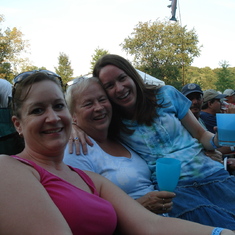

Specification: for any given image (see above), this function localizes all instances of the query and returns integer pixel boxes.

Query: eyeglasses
[13,70,63,87]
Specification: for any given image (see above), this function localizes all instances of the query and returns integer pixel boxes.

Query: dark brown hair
[93,54,161,130]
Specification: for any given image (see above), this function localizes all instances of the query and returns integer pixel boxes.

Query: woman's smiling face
[72,82,112,135]
[13,80,72,152]
[99,65,137,113]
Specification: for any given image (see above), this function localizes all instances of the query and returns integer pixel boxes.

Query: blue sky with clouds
[1,0,235,76]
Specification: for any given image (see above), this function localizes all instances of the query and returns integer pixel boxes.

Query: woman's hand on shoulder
[68,123,93,155]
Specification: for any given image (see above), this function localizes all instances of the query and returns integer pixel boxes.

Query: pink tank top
[12,155,117,235]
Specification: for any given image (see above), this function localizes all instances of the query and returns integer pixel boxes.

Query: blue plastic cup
[156,158,181,192]
[216,113,235,146]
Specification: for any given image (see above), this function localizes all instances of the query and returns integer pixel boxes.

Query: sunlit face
[13,80,72,153]
[99,65,137,113]
[72,82,112,135]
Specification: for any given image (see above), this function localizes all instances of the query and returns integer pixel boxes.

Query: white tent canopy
[69,69,165,87]
[136,69,165,86]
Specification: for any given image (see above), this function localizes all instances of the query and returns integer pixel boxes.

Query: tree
[90,47,109,73]
[19,65,47,72]
[198,67,217,90]
[54,52,74,85]
[0,62,11,81]
[121,19,201,89]
[0,15,30,81]
[215,61,234,92]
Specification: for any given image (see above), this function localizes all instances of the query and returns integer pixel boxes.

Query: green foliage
[20,65,47,72]
[0,15,30,78]
[185,66,217,90]
[120,19,202,90]
[1,15,234,92]
[90,47,109,73]
[178,64,235,91]
[0,62,12,81]
[54,52,74,85]
[215,61,234,92]
[229,67,235,78]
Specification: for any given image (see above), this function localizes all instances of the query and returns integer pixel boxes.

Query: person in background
[181,83,234,171]
[0,79,24,154]
[181,83,206,129]
[0,78,12,108]
[222,89,235,173]
[200,89,227,133]
[1,70,230,235]
[64,76,175,214]
[223,89,235,105]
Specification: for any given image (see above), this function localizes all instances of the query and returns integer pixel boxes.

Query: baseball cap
[223,89,235,96]
[181,83,203,96]
[203,89,227,103]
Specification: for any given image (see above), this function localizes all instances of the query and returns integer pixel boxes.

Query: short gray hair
[65,76,102,114]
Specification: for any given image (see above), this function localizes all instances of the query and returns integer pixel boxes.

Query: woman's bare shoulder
[0,154,17,164]
[0,154,40,179]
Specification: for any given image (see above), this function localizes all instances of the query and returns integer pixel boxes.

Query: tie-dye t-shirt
[120,85,223,183]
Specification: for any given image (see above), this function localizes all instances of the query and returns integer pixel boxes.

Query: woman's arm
[0,155,72,235]
[181,111,233,155]
[181,111,218,150]
[86,170,234,235]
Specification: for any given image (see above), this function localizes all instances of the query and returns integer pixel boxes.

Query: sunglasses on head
[13,70,63,87]
[65,76,90,90]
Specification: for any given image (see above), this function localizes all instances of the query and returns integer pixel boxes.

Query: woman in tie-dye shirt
[90,54,235,229]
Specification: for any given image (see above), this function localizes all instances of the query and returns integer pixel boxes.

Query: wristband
[211,227,225,235]
[210,135,220,149]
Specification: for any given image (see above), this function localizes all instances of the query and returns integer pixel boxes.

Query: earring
[18,132,23,137]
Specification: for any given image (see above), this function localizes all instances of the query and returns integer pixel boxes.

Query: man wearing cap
[200,89,227,134]
[223,89,235,105]
[181,83,207,129]
[182,85,235,173]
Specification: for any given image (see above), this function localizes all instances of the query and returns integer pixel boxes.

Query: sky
[1,0,235,77]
